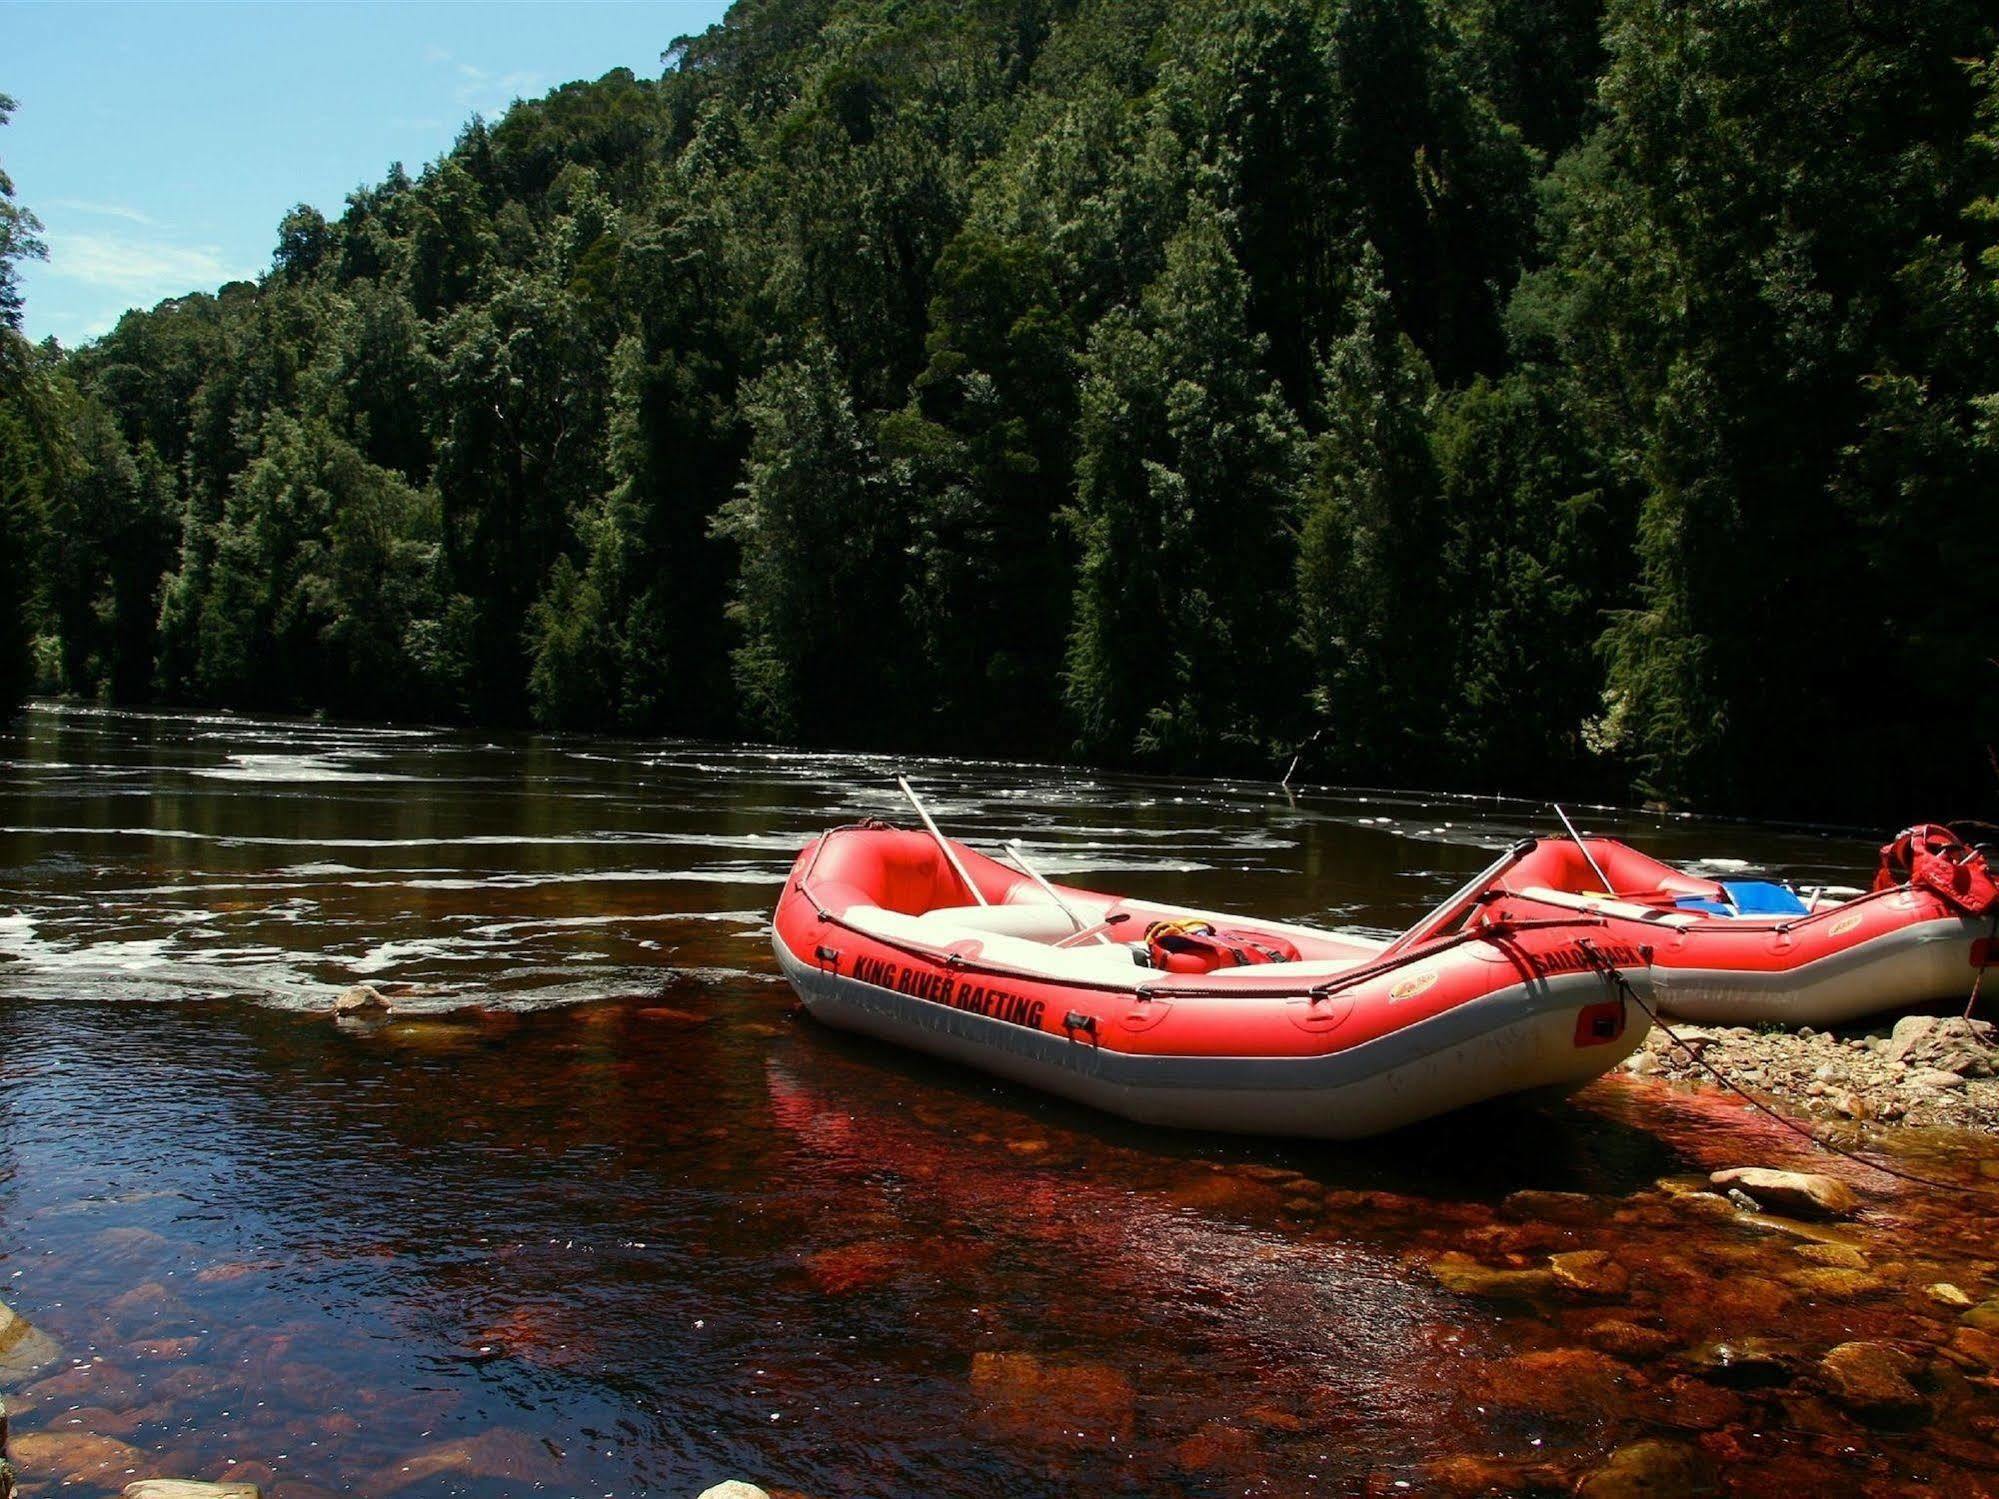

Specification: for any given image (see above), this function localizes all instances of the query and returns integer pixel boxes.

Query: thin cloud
[51,199,160,227]
[47,231,256,297]
[425,44,538,111]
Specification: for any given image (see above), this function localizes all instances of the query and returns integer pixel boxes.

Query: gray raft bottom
[773,935,1649,1139]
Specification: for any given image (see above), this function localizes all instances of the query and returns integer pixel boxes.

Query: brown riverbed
[3,703,1998,1496]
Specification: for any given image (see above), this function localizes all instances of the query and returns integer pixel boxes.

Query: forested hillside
[3,0,1997,821]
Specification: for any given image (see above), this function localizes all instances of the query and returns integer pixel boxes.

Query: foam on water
[0,701,1880,1013]
[194,752,423,783]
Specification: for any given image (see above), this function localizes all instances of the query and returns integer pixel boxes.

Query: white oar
[1554,803,1618,895]
[1381,835,1539,959]
[1005,839,1112,943]
[896,775,988,907]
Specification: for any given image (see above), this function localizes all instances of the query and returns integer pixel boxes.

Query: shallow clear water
[1,702,1994,1496]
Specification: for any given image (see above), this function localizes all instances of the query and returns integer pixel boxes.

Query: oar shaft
[1382,836,1538,958]
[1554,803,1617,895]
[897,776,989,907]
[1006,839,1109,941]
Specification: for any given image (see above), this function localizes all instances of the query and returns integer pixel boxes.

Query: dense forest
[3,0,1997,822]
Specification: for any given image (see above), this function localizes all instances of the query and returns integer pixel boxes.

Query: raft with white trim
[772,823,1652,1139]
[1428,825,1998,1027]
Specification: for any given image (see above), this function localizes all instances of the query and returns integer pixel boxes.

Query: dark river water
[1,702,1995,1497]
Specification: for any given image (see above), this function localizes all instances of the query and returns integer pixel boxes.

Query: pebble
[1631,1015,1999,1128]
[1927,1282,1974,1308]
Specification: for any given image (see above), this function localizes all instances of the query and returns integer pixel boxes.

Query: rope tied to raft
[1573,939,1974,1196]
[1965,908,1997,1022]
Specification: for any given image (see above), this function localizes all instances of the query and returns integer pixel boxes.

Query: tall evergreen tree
[1065,199,1305,768]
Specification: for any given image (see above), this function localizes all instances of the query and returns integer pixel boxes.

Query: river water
[0,702,1995,1496]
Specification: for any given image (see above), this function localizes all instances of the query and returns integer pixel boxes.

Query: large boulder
[1707,1167,1860,1218]
[694,1486,770,1499]
[1886,1015,1997,1073]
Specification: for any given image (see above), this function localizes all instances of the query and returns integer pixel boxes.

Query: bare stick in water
[896,775,989,907]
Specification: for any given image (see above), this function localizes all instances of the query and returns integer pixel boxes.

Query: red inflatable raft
[772,823,1653,1138]
[1416,825,1999,1027]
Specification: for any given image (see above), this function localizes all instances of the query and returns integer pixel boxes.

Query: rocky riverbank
[1626,1012,1999,1131]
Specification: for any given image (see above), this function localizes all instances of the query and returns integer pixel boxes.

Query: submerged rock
[1684,1337,1796,1388]
[1575,1438,1712,1498]
[1819,1341,1924,1419]
[1959,1297,1999,1333]
[1474,1348,1632,1416]
[1926,1282,1974,1309]
[1792,1242,1868,1270]
[1426,1251,1555,1299]
[1550,1249,1630,1298]
[1417,1454,1568,1495]
[371,1428,554,1491]
[1707,1167,1860,1219]
[1950,1325,1999,1370]
[694,1485,771,1499]
[1500,1189,1598,1225]
[123,1484,262,1499]
[0,1301,59,1386]
[969,1351,1135,1443]
[1583,1319,1678,1361]
[1783,1266,1883,1300]
[635,1006,710,1029]
[9,1430,153,1484]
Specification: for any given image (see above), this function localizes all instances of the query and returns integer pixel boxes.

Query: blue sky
[6,1,732,346]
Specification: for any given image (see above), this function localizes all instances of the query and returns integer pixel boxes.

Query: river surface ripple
[1,702,1995,1496]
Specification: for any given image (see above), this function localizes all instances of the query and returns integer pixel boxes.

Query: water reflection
[1,704,1994,1495]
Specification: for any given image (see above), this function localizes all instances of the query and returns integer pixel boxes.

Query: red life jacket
[1144,919,1301,974]
[1872,824,1999,916]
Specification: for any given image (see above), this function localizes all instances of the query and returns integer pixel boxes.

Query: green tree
[1065,199,1305,767]
[1296,244,1448,781]
[0,93,46,334]
[712,336,910,742]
